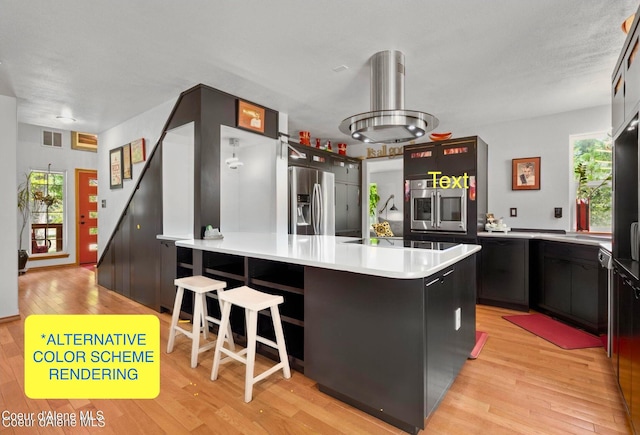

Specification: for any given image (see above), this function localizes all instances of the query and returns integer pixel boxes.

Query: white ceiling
[0,0,636,145]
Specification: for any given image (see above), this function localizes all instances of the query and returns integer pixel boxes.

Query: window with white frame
[29,169,65,254]
[571,131,612,232]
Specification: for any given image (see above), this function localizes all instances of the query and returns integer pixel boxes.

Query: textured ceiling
[0,0,636,144]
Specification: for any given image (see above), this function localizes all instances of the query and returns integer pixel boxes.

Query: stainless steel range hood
[339,50,439,144]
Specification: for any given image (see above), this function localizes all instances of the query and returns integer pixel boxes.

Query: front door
[76,169,98,264]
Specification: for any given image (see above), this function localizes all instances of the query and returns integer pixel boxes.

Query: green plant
[369,183,380,217]
[17,173,31,251]
[574,162,611,202]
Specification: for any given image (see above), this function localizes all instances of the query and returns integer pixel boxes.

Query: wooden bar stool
[211,286,291,402]
[167,276,235,368]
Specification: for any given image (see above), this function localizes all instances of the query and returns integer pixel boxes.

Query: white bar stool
[211,286,291,402]
[167,276,235,368]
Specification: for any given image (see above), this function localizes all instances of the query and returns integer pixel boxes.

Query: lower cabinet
[535,241,606,334]
[614,261,640,433]
[159,240,177,311]
[478,237,529,311]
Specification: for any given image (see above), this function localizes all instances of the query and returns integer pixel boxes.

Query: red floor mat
[503,313,602,350]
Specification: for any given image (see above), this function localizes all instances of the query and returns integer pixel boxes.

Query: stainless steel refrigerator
[289,166,335,235]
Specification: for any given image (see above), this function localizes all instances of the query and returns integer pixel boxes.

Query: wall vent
[42,130,63,148]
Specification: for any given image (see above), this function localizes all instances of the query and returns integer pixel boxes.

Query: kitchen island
[173,233,480,434]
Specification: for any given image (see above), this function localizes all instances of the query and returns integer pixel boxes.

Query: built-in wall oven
[410,179,466,232]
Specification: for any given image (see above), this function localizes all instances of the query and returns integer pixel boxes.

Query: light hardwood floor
[0,266,631,434]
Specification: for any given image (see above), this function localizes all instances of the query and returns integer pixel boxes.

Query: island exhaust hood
[339,50,439,144]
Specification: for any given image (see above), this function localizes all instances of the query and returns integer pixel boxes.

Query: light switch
[510,208,517,217]
[554,207,562,218]
[455,308,461,331]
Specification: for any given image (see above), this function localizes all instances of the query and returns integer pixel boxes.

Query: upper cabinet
[613,13,640,137]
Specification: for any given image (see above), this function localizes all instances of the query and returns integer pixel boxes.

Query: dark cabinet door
[335,183,348,232]
[630,272,640,432]
[346,185,360,231]
[160,240,177,310]
[425,268,454,415]
[330,156,348,182]
[618,271,634,416]
[570,262,599,325]
[346,160,361,184]
[479,238,528,310]
[438,142,476,175]
[404,145,437,177]
[542,257,572,313]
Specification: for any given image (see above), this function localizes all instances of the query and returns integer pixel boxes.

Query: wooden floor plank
[0,266,630,434]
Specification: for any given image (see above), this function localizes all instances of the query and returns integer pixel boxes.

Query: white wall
[162,122,194,238]
[16,123,98,268]
[1,95,19,318]
[220,125,278,233]
[457,105,610,230]
[98,97,177,256]
[350,105,610,231]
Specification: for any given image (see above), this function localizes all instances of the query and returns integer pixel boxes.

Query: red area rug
[469,331,488,359]
[503,313,602,350]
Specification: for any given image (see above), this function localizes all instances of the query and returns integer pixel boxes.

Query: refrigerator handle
[316,184,324,234]
[311,183,317,233]
[436,191,442,228]
[430,191,436,228]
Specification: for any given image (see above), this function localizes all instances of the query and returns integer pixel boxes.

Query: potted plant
[17,173,30,273]
[369,183,380,224]
[574,162,612,231]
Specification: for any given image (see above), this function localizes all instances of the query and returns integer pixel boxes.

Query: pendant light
[225,138,243,169]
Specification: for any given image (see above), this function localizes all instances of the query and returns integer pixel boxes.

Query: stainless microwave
[410,179,467,233]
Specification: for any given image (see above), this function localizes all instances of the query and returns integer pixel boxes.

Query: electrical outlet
[510,207,517,217]
[554,207,562,218]
[455,308,461,331]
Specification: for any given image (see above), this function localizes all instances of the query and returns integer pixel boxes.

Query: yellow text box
[25,315,159,399]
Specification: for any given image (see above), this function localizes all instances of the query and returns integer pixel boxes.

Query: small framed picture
[110,147,123,189]
[237,100,265,133]
[512,157,541,190]
[122,143,132,180]
[131,138,146,163]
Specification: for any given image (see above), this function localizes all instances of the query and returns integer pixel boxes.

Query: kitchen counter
[173,232,479,433]
[175,232,480,279]
[478,231,612,252]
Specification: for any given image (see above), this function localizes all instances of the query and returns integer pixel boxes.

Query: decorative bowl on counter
[429,132,452,141]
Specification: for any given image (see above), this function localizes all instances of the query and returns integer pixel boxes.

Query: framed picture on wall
[512,156,541,190]
[122,143,132,180]
[237,100,265,133]
[131,138,146,163]
[110,147,123,189]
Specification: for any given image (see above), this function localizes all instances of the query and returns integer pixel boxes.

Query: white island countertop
[174,233,481,280]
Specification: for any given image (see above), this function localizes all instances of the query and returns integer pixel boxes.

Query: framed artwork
[131,138,146,163]
[71,131,98,152]
[122,143,132,179]
[237,100,265,133]
[512,156,541,190]
[110,147,123,189]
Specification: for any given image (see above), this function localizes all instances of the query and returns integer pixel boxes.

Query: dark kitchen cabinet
[335,183,360,237]
[159,240,177,311]
[478,237,529,311]
[534,241,605,335]
[612,6,640,137]
[614,261,640,433]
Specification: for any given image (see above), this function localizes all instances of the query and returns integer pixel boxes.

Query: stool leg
[270,306,291,379]
[244,308,258,402]
[211,300,232,381]
[191,294,204,368]
[200,293,209,340]
[217,291,235,351]
[167,286,184,353]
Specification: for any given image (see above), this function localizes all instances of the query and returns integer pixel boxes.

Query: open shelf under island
[165,232,480,434]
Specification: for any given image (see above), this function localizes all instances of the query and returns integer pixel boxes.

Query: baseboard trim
[0,314,21,324]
